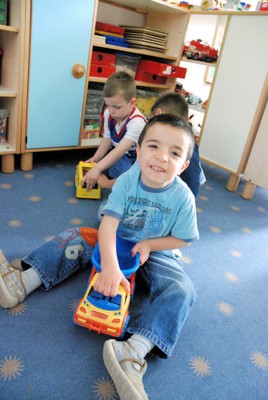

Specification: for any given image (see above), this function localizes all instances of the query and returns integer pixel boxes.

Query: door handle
[72,64,85,79]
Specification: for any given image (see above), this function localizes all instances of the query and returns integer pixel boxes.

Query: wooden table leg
[1,154,14,173]
[241,181,256,200]
[21,153,33,171]
[226,173,240,192]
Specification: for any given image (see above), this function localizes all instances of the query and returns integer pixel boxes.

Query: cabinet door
[199,15,268,173]
[26,0,94,148]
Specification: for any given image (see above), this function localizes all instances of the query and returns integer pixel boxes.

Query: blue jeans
[22,227,196,358]
[107,152,136,179]
[180,142,204,197]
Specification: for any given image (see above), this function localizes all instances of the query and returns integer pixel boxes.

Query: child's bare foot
[97,174,116,189]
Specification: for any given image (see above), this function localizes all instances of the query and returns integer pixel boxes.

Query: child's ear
[155,108,163,116]
[131,98,137,106]
[179,160,190,174]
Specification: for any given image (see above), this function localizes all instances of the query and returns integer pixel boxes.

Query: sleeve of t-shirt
[124,115,146,144]
[102,174,128,220]
[171,189,199,242]
[103,108,111,140]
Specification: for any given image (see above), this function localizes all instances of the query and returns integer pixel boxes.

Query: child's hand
[132,241,151,265]
[82,166,101,191]
[93,268,130,297]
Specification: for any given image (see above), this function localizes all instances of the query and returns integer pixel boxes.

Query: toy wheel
[119,315,130,339]
[193,53,199,60]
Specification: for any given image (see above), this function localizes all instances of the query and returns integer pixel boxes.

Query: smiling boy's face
[104,94,136,123]
[136,122,190,189]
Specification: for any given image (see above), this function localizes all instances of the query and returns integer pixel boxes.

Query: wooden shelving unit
[0,0,26,172]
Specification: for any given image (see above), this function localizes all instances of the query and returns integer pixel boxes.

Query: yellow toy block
[75,161,101,199]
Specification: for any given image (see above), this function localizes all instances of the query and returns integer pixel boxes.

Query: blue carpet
[0,153,267,400]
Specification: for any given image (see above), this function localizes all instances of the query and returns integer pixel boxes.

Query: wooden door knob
[72,64,85,79]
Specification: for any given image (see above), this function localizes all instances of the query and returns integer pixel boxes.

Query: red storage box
[91,51,116,67]
[135,60,187,82]
[90,64,116,78]
[95,21,125,36]
[136,71,167,84]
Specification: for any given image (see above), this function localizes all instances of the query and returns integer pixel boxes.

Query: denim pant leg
[180,142,201,197]
[127,251,196,358]
[21,227,96,290]
[107,154,134,179]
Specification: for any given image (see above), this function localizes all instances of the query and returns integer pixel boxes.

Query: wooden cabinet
[197,13,268,192]
[0,0,26,173]
[20,0,96,170]
[177,13,228,138]
[81,0,190,146]
[20,0,190,170]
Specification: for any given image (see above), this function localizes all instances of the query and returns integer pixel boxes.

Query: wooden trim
[236,73,268,174]
[20,0,32,153]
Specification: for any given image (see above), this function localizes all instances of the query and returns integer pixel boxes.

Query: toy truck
[183,39,218,63]
[73,237,140,338]
[75,161,101,199]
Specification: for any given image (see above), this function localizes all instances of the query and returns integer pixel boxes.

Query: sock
[21,268,42,295]
[127,334,155,360]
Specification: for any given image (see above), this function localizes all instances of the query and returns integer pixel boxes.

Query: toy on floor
[75,161,101,199]
[73,237,140,338]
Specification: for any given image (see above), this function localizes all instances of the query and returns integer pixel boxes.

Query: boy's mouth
[150,165,165,173]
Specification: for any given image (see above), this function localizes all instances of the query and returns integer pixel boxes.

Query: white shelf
[99,0,188,14]
[92,42,178,61]
[181,58,217,67]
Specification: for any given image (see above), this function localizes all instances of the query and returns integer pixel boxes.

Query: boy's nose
[156,151,169,162]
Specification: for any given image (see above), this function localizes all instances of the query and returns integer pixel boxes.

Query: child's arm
[132,236,191,266]
[84,137,112,163]
[83,137,135,190]
[93,215,130,297]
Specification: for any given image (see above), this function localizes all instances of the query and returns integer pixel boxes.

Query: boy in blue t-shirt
[0,114,199,400]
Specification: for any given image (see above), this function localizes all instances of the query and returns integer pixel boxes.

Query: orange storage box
[90,64,116,78]
[91,51,116,66]
[135,60,187,83]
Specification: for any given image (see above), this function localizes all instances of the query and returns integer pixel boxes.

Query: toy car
[73,269,135,337]
[73,237,140,337]
[183,39,218,63]
[75,161,101,199]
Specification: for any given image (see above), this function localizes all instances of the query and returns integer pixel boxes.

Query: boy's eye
[171,151,181,158]
[111,106,122,110]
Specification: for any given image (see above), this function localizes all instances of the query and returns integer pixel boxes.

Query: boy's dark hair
[103,71,136,102]
[151,92,189,121]
[138,114,195,161]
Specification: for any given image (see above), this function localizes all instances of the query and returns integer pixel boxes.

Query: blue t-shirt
[103,163,199,249]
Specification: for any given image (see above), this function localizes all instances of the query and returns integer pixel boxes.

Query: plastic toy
[73,237,140,337]
[75,161,101,199]
[183,39,218,63]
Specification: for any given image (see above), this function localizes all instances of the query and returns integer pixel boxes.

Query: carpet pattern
[0,154,267,400]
